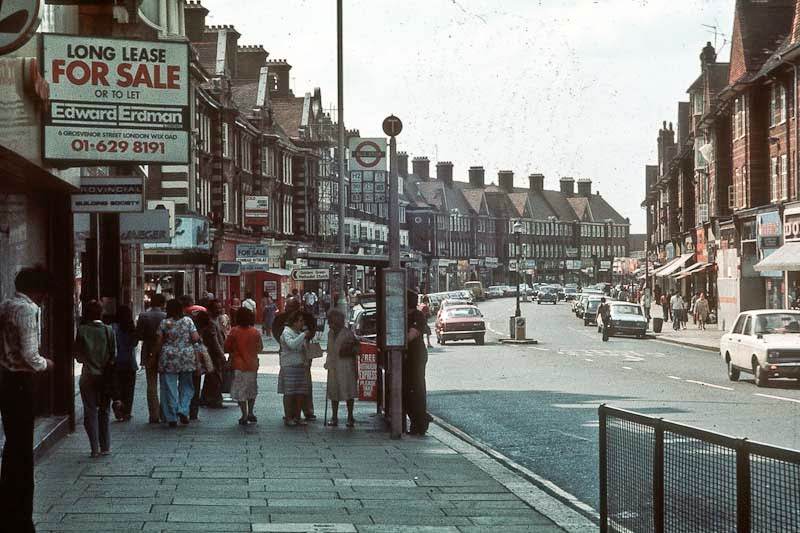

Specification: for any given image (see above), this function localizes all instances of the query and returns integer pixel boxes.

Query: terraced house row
[644,0,800,330]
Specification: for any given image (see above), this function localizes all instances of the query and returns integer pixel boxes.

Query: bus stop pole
[336,0,348,316]
[388,134,403,439]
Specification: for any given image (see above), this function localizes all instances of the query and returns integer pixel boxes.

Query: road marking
[585,358,594,362]
[582,421,600,428]
[685,380,734,391]
[668,375,683,380]
[622,366,633,370]
[554,429,592,442]
[754,393,800,404]
[529,346,550,351]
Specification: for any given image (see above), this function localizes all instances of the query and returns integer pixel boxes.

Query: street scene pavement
[426,296,800,513]
[30,350,597,533]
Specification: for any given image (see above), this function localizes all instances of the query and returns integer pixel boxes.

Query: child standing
[225,307,263,425]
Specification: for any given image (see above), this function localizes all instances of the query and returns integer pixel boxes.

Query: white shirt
[304,292,317,306]
[242,298,256,312]
[0,293,47,372]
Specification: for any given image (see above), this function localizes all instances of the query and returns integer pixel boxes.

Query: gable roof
[459,187,488,216]
[271,96,305,140]
[729,0,795,84]
[230,81,260,114]
[587,194,628,224]
[567,197,593,222]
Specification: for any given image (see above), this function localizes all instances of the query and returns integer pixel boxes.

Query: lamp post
[513,221,524,317]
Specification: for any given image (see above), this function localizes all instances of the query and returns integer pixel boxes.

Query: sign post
[383,114,405,439]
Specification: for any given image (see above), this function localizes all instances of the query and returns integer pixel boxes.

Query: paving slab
[31,365,575,531]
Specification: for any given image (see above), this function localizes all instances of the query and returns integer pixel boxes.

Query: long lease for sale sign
[42,35,189,164]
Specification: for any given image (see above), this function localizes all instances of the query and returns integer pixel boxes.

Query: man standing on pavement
[598,297,612,342]
[303,289,318,315]
[405,290,430,435]
[670,291,685,331]
[136,294,167,424]
[0,267,55,533]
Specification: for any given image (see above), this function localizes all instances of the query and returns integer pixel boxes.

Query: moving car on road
[435,304,486,345]
[464,281,485,301]
[598,302,648,339]
[487,285,505,298]
[583,297,603,326]
[537,287,558,304]
[721,310,800,387]
[564,287,578,301]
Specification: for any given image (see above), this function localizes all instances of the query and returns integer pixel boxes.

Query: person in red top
[224,307,263,426]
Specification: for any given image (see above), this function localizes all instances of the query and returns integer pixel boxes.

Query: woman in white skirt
[324,310,359,427]
[224,307,263,425]
[279,311,314,426]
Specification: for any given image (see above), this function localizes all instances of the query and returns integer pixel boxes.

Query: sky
[203,0,736,233]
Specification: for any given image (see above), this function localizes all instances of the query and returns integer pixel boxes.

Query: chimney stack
[184,1,209,42]
[577,178,592,197]
[529,173,544,192]
[397,152,409,178]
[412,156,430,179]
[468,166,485,188]
[560,177,575,195]
[267,59,292,97]
[498,170,514,192]
[236,45,269,80]
[436,161,454,186]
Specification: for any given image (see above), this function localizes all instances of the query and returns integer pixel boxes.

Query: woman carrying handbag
[74,300,116,458]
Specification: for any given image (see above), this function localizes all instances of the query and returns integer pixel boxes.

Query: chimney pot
[559,177,575,196]
[529,173,544,192]
[577,178,592,197]
[498,170,514,192]
[468,166,485,188]
[397,152,409,178]
[436,161,454,186]
[412,157,430,179]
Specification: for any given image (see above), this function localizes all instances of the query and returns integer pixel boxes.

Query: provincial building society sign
[42,35,189,164]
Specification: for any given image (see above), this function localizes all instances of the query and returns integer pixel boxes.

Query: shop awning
[267,268,293,277]
[754,242,800,271]
[653,254,693,277]
[673,262,708,279]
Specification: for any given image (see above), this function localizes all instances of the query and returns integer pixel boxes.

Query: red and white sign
[0,0,40,56]
[357,344,379,402]
[42,35,189,164]
[349,137,386,171]
[244,196,269,226]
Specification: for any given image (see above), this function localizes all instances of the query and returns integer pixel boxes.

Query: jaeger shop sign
[42,35,189,164]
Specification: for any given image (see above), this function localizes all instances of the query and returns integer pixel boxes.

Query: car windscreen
[446,307,482,318]
[586,300,601,311]
[753,313,800,334]
[612,305,643,316]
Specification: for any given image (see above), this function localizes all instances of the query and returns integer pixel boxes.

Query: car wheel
[475,334,485,346]
[537,301,541,305]
[726,355,740,382]
[753,359,767,387]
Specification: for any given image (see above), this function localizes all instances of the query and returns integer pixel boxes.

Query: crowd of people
[639,286,713,332]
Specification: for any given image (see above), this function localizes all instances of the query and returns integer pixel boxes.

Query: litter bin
[652,317,663,333]
[515,317,526,340]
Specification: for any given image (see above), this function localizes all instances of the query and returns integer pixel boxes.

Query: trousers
[79,374,111,454]
[114,367,136,417]
[159,371,195,422]
[145,364,160,422]
[0,370,36,533]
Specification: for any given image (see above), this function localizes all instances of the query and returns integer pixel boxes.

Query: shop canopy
[754,242,800,271]
[653,253,694,278]
[673,262,709,279]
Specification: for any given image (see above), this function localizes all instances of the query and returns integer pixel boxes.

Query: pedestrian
[111,305,138,422]
[682,293,691,329]
[598,297,612,342]
[210,298,231,337]
[304,289,318,315]
[180,294,206,315]
[279,311,314,426]
[225,307,263,425]
[419,295,433,348]
[690,291,700,325]
[75,300,116,458]
[292,288,302,305]
[670,291,685,331]
[0,267,54,532]
[660,291,671,323]
[640,288,652,322]
[262,294,277,334]
[229,297,241,327]
[136,294,166,424]
[196,307,226,408]
[695,292,710,330]
[242,292,256,313]
[153,299,201,428]
[324,309,359,427]
[405,290,430,435]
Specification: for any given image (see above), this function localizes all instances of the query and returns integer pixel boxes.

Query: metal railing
[599,405,800,533]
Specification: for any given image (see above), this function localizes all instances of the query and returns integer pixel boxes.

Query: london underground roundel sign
[0,0,41,56]
[353,140,385,169]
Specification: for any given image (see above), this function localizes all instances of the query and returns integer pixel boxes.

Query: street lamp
[513,221,524,317]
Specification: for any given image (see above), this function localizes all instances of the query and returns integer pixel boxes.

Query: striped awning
[754,242,800,272]
[654,254,694,278]
[673,262,709,279]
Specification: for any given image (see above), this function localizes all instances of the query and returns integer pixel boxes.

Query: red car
[435,304,486,345]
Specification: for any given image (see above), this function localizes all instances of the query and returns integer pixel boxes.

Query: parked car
[720,310,800,386]
[435,304,486,345]
[537,288,558,304]
[502,285,516,297]
[352,306,377,341]
[598,302,648,338]
[564,287,578,301]
[487,286,505,298]
[464,281,485,301]
[583,298,603,326]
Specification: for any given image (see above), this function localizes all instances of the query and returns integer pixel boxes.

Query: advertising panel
[119,209,170,243]
[144,215,210,250]
[42,34,189,164]
[236,243,269,272]
[71,176,143,213]
[244,196,269,226]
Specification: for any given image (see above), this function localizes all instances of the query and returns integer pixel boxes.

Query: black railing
[599,405,800,533]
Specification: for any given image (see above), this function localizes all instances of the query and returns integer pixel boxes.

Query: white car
[720,310,800,386]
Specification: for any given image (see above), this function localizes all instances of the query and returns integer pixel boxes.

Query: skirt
[278,365,308,395]
[230,370,258,401]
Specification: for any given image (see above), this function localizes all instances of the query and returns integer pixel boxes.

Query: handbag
[305,340,324,360]
[193,341,214,374]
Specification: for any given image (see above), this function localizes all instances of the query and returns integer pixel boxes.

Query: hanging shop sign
[695,228,707,263]
[42,34,189,164]
[291,268,329,281]
[757,211,782,250]
[217,262,241,276]
[0,0,41,56]
[71,176,143,212]
[244,196,269,226]
[783,208,800,242]
[119,209,170,243]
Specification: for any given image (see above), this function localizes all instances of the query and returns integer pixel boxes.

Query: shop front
[757,211,783,309]
[755,205,800,308]
[716,221,739,330]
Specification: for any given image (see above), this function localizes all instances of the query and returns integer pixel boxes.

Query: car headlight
[767,350,779,361]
